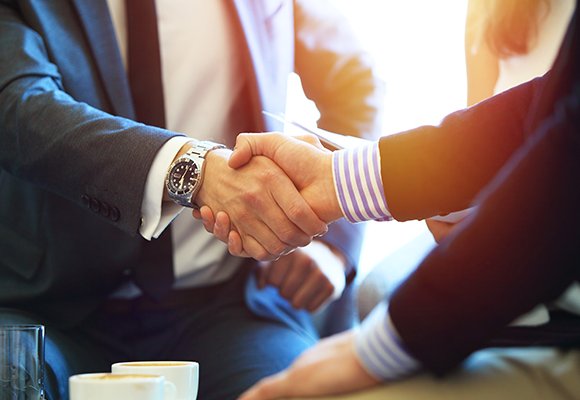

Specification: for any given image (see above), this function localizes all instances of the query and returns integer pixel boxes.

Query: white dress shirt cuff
[354,302,420,381]
[139,136,194,240]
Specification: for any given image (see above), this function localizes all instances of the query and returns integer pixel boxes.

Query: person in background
[465,0,574,106]
[0,1,384,399]
[426,0,575,242]
[200,2,580,399]
[427,0,579,326]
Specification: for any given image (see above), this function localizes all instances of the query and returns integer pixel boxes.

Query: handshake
[192,132,347,261]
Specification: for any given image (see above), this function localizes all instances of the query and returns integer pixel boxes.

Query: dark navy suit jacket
[379,3,580,375]
[0,0,383,326]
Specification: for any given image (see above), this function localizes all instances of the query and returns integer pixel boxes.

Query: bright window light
[287,1,469,277]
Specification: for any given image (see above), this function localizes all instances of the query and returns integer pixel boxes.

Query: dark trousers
[1,268,319,400]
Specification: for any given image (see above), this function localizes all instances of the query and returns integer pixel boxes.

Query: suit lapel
[228,0,267,131]
[70,0,135,119]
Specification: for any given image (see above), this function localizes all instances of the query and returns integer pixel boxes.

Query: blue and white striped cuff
[354,302,420,381]
[332,142,392,223]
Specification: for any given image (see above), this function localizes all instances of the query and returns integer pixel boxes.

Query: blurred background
[288,1,469,278]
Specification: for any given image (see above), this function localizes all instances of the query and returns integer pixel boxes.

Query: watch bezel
[167,157,201,196]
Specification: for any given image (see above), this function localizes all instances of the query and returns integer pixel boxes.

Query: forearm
[389,85,580,374]
[0,76,181,234]
[379,76,544,221]
[0,6,187,233]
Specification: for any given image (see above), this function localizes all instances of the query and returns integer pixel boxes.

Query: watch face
[168,160,199,195]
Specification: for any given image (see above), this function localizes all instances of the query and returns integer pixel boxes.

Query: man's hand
[192,206,348,309]
[257,241,346,312]
[238,330,380,400]
[194,133,343,259]
[194,148,327,261]
[229,132,342,223]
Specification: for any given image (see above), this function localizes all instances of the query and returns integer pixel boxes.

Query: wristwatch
[165,140,226,208]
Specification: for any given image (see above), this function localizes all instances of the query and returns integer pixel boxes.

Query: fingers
[230,160,313,253]
[200,148,326,260]
[258,251,336,311]
[277,259,310,302]
[237,232,283,262]
[213,211,231,242]
[306,285,335,311]
[202,207,282,261]
[227,231,245,256]
[292,133,326,151]
[191,208,202,220]
[269,175,328,239]
[228,134,254,169]
[200,206,292,261]
[203,203,310,260]
[229,132,286,169]
[240,331,380,400]
[254,194,313,248]
[235,160,319,250]
[259,257,290,290]
[238,372,289,400]
[291,270,334,311]
[199,206,216,234]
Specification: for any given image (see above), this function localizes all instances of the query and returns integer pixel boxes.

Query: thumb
[229,133,285,169]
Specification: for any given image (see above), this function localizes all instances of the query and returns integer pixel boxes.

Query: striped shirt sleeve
[332,142,392,223]
[354,302,420,380]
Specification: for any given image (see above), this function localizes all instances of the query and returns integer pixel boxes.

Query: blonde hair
[473,0,551,58]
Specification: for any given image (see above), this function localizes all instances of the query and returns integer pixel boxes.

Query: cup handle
[163,381,177,400]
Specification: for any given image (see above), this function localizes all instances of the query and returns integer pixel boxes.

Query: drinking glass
[0,325,45,400]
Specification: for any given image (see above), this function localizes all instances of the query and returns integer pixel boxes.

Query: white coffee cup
[69,372,176,400]
[112,361,199,400]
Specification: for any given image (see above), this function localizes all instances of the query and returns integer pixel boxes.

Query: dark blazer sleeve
[384,9,580,375]
[0,3,182,234]
[294,0,384,276]
[378,77,541,221]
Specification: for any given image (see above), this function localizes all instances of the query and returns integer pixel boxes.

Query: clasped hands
[191,133,346,311]
[194,132,343,261]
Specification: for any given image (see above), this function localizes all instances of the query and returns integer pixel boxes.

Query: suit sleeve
[294,0,384,276]
[0,4,182,235]
[387,79,580,375]
[378,77,542,221]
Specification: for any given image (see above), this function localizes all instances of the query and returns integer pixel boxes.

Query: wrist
[323,152,344,222]
[165,140,226,208]
[307,152,342,223]
[355,303,420,380]
[194,147,232,207]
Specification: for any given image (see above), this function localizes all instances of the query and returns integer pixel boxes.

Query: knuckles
[277,227,309,248]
